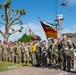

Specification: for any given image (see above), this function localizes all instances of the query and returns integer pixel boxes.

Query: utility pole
[55,0,64,39]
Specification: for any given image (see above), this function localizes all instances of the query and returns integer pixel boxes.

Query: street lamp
[61,0,67,6]
[55,14,64,39]
[55,17,64,26]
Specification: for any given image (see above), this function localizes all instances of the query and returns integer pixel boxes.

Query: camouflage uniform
[67,37,75,69]
[21,43,25,63]
[41,41,47,68]
[48,39,54,67]
[10,43,15,62]
[29,42,33,60]
[6,45,10,62]
[52,39,59,68]
[24,43,30,64]
[15,43,22,63]
[61,37,72,71]
[2,44,8,62]
[58,39,63,70]
[36,42,41,66]
[0,44,3,61]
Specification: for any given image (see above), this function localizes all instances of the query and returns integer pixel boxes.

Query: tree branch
[11,10,19,17]
[1,14,6,21]
[12,20,23,26]
[5,7,9,24]
[9,26,23,35]
[0,30,5,36]
[8,9,19,21]
[8,14,21,27]
[10,27,15,31]
[8,9,13,20]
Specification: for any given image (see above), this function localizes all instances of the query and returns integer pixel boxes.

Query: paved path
[0,58,76,75]
[0,66,76,75]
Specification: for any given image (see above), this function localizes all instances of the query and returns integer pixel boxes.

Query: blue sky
[0,0,76,41]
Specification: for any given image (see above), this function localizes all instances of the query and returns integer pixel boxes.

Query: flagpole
[56,0,58,19]
[55,0,59,38]
[27,24,31,35]
[55,0,64,39]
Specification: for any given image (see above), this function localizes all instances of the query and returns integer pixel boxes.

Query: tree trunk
[4,35,9,43]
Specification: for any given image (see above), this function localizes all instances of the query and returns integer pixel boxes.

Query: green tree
[65,33,72,37]
[18,34,31,42]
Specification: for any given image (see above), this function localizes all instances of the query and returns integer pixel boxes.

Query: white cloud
[9,25,29,41]
[0,23,47,42]
[27,23,47,41]
[62,29,72,33]
[70,0,76,3]
[1,23,76,42]
[67,0,76,5]
[0,25,27,42]
[71,24,76,28]
[62,24,76,33]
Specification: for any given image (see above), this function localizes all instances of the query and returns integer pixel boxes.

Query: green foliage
[6,0,11,3]
[4,0,11,8]
[20,9,26,15]
[18,34,31,42]
[65,33,72,36]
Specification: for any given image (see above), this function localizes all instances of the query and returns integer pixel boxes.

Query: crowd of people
[0,34,76,72]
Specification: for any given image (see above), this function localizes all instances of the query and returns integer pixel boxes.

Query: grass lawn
[0,61,32,72]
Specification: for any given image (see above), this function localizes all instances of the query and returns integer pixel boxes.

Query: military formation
[0,40,31,64]
[0,34,76,72]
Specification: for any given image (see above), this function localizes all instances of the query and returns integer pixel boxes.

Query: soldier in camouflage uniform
[10,42,15,63]
[67,36,76,69]
[24,43,30,64]
[52,38,59,69]
[48,39,54,68]
[15,42,22,63]
[2,41,8,62]
[29,41,33,60]
[61,34,72,72]
[6,43,10,62]
[21,42,25,63]
[41,40,47,68]
[57,38,63,70]
[36,41,41,67]
[0,40,3,61]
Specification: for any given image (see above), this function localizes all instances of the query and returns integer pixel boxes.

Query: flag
[40,21,58,38]
[28,25,37,40]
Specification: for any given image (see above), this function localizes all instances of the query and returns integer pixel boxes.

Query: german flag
[40,21,58,38]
